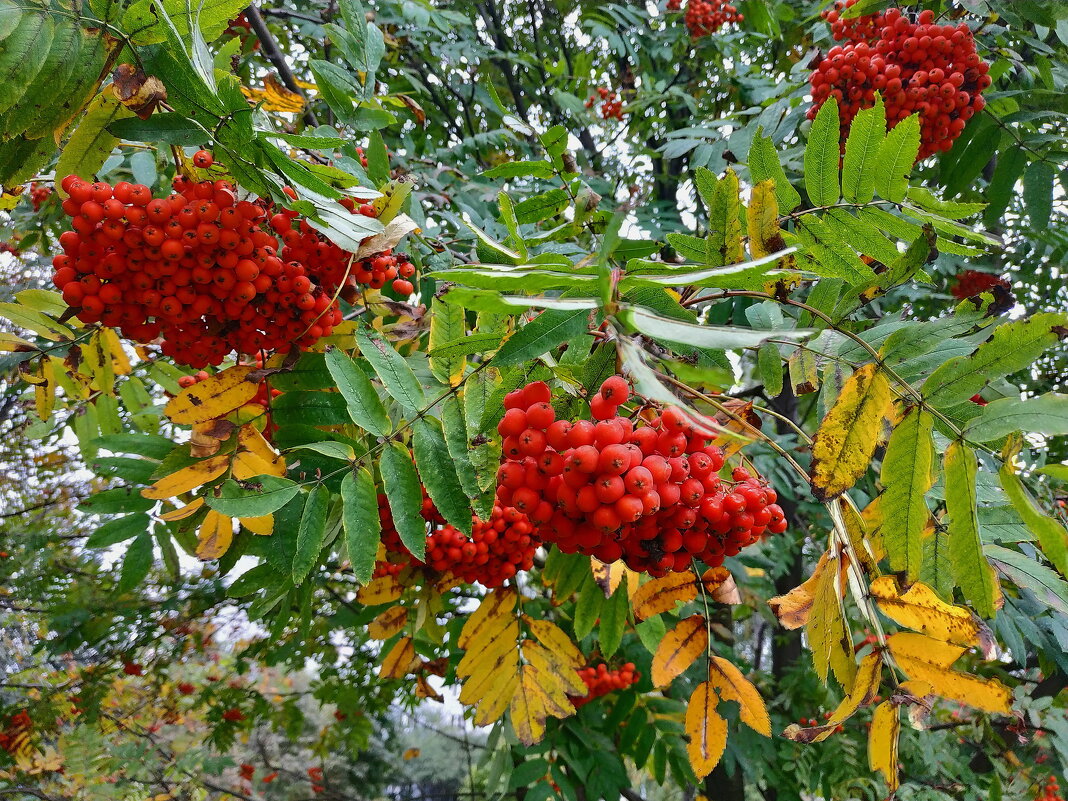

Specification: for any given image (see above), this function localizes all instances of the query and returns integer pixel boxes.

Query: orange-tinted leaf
[369,606,409,640]
[652,615,708,688]
[632,571,698,620]
[357,575,404,605]
[685,681,728,779]
[379,636,417,679]
[708,656,771,736]
[195,509,233,560]
[768,550,832,630]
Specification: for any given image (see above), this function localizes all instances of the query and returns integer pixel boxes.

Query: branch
[244,4,319,128]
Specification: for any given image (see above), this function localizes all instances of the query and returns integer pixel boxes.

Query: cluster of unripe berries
[571,663,639,707]
[950,269,1009,300]
[495,378,786,577]
[52,170,343,367]
[374,495,539,589]
[810,3,991,160]
[585,87,624,121]
[682,0,743,38]
[268,200,416,298]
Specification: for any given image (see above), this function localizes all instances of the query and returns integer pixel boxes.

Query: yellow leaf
[809,363,893,501]
[102,327,131,375]
[509,664,574,746]
[806,551,855,688]
[458,588,517,649]
[652,615,708,688]
[870,576,994,655]
[357,575,404,605]
[380,636,417,679]
[34,357,55,421]
[708,656,771,736]
[240,514,274,535]
[631,570,699,621]
[369,606,409,640]
[164,365,263,425]
[685,681,728,779]
[459,649,520,707]
[456,619,520,678]
[868,701,900,792]
[768,550,835,630]
[471,664,520,727]
[0,331,36,352]
[887,632,1012,714]
[232,425,286,479]
[142,453,231,500]
[592,557,641,601]
[747,179,786,259]
[523,618,584,669]
[523,640,586,696]
[785,650,883,743]
[195,510,233,560]
[403,748,421,760]
[837,496,880,570]
[160,498,205,521]
[241,75,306,112]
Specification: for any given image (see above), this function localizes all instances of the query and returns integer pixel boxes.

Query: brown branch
[244,4,319,128]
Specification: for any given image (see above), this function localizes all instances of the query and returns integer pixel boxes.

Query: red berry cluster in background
[810,3,991,160]
[585,87,624,121]
[374,495,540,588]
[239,763,255,781]
[52,171,344,367]
[685,0,743,38]
[495,378,786,577]
[950,269,1009,299]
[268,199,416,297]
[1038,776,1064,801]
[122,661,143,676]
[666,0,683,11]
[221,708,245,722]
[29,182,50,211]
[571,663,639,707]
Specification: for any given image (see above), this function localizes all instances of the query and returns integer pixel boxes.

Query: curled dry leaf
[112,64,167,119]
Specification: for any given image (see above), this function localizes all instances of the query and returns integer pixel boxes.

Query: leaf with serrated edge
[164,365,262,424]
[471,665,520,727]
[945,442,1000,617]
[870,576,993,656]
[631,571,698,620]
[768,551,833,630]
[805,96,841,207]
[786,651,882,743]
[524,640,586,696]
[456,619,520,678]
[998,464,1068,580]
[810,364,892,501]
[652,616,708,687]
[342,468,381,585]
[868,702,900,792]
[842,94,885,204]
[459,588,518,649]
[685,682,728,779]
[195,509,233,560]
[523,618,584,669]
[379,636,417,679]
[356,575,403,605]
[887,632,1012,714]
[880,407,936,581]
[368,606,408,640]
[142,453,230,500]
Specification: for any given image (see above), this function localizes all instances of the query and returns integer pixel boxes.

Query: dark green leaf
[324,347,392,436]
[292,486,331,586]
[412,418,472,534]
[117,531,153,594]
[356,326,426,414]
[205,477,301,518]
[342,468,381,585]
[380,441,427,561]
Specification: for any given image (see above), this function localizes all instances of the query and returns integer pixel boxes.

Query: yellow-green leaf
[880,407,936,581]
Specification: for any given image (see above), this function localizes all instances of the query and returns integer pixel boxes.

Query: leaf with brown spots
[652,615,708,687]
[631,571,699,620]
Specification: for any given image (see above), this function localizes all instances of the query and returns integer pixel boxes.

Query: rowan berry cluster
[239,763,255,781]
[122,661,143,676]
[268,199,417,297]
[222,708,245,722]
[666,0,683,11]
[52,172,343,367]
[571,663,639,707]
[495,377,786,576]
[950,269,1009,300]
[375,496,540,588]
[810,3,991,160]
[585,87,624,121]
[1038,776,1064,801]
[685,0,743,38]
[29,183,50,211]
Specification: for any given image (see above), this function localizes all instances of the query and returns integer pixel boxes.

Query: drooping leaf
[944,442,999,617]
[804,96,841,207]
[292,485,330,586]
[380,441,427,561]
[880,407,936,581]
[324,347,392,437]
[685,682,728,779]
[412,417,472,533]
[886,632,1012,714]
[868,702,900,792]
[356,326,426,414]
[999,464,1068,580]
[652,615,708,687]
[708,656,771,736]
[342,468,381,585]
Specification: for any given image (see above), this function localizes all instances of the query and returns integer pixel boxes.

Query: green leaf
[905,187,985,220]
[79,488,154,515]
[842,94,885,204]
[514,189,570,224]
[984,147,1027,228]
[324,347,392,436]
[748,128,801,212]
[108,112,206,145]
[292,486,330,586]
[288,441,357,461]
[796,216,874,285]
[441,396,483,508]
[804,96,841,207]
[758,343,783,397]
[874,114,920,203]
[999,465,1068,580]
[985,545,1068,617]
[380,441,427,561]
[56,86,133,181]
[355,326,426,414]
[342,468,381,585]
[574,572,604,640]
[880,408,935,582]
[227,563,284,598]
[494,308,591,367]
[0,10,54,117]
[922,313,1068,408]
[1023,161,1055,228]
[428,298,467,385]
[944,442,997,617]
[963,393,1068,442]
[117,531,154,594]
[708,168,745,266]
[412,418,472,534]
[482,160,556,180]
[617,304,811,350]
[87,513,151,548]
[204,477,301,518]
[599,576,629,658]
[0,302,75,341]
[270,391,350,427]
